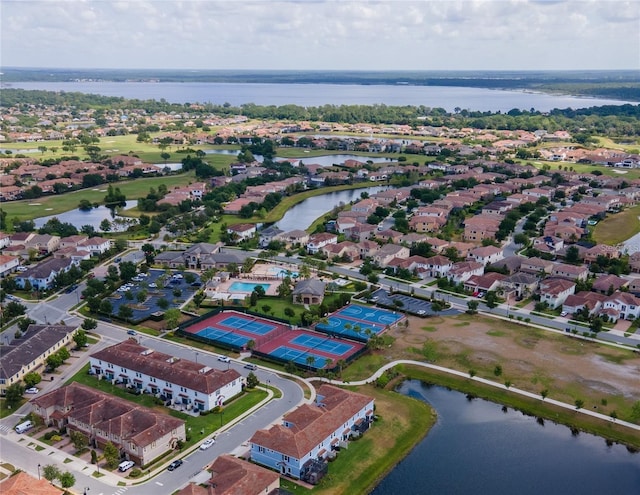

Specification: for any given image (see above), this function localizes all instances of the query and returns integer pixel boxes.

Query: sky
[1,0,638,71]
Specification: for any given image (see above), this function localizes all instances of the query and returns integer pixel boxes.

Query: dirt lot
[381,312,640,417]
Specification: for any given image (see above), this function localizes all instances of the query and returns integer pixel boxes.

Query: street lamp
[37,463,41,480]
[195,351,199,364]
[84,488,90,495]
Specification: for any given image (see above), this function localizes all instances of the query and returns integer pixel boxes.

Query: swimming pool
[268,267,299,278]
[228,282,272,293]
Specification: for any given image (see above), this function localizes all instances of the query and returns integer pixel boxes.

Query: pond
[204,150,393,167]
[274,186,389,232]
[34,200,138,232]
[371,380,639,495]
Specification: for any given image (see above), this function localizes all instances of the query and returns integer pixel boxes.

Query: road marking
[155,481,164,486]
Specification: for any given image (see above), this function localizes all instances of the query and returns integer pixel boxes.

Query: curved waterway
[274,186,388,232]
[371,380,639,495]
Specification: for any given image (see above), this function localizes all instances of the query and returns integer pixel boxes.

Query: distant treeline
[2,88,640,137]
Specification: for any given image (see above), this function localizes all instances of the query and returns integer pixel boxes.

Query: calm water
[371,381,640,495]
[206,150,398,167]
[34,200,137,231]
[274,186,387,232]
[7,81,633,113]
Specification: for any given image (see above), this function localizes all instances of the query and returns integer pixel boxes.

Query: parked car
[127,330,136,336]
[200,438,215,450]
[167,459,183,471]
[560,311,568,317]
[25,387,39,394]
[16,266,28,272]
[244,363,257,371]
[218,355,230,363]
[148,283,157,288]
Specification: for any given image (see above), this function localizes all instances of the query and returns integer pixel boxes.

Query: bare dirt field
[381,312,640,417]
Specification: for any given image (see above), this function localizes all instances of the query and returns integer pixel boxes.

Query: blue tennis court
[195,326,251,347]
[290,334,354,356]
[315,304,403,341]
[338,304,403,326]
[270,345,327,368]
[218,315,277,336]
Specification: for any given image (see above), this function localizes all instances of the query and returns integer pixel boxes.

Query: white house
[307,233,338,254]
[467,245,504,265]
[601,292,640,321]
[539,278,576,309]
[0,254,20,278]
[250,384,374,482]
[89,340,243,411]
[78,236,112,255]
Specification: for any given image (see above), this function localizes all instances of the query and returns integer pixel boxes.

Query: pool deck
[250,262,300,278]
[213,276,281,298]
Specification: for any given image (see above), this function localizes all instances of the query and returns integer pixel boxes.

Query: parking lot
[108,269,201,323]
[370,288,458,317]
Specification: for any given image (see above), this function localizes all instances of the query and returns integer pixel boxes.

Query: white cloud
[1,0,637,69]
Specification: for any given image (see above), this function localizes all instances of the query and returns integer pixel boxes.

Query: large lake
[7,81,633,113]
[371,381,640,495]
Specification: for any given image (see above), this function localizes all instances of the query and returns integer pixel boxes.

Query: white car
[16,266,28,272]
[218,355,230,363]
[25,387,39,394]
[148,283,157,288]
[560,311,568,317]
[200,438,215,450]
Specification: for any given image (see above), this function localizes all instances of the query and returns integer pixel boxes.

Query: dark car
[167,459,183,471]
[190,281,202,287]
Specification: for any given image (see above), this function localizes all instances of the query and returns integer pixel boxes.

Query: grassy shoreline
[397,364,640,449]
[281,383,436,495]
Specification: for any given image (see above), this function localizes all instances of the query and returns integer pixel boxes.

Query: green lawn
[592,204,640,245]
[280,384,435,495]
[66,364,267,450]
[2,172,198,222]
[0,398,26,419]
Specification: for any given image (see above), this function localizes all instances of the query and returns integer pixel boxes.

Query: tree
[164,308,181,330]
[18,317,36,332]
[118,305,134,320]
[485,291,499,309]
[5,382,24,406]
[70,430,89,451]
[493,364,503,377]
[103,441,120,469]
[73,329,88,349]
[100,219,112,232]
[466,300,479,314]
[193,291,205,308]
[157,297,170,310]
[81,318,98,331]
[161,152,171,163]
[246,372,259,389]
[119,261,137,281]
[23,371,41,388]
[575,399,584,410]
[59,471,76,489]
[541,389,549,400]
[46,353,64,371]
[99,299,113,315]
[42,464,61,482]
